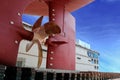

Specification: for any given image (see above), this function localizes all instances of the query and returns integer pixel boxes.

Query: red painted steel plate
[0,0,34,66]
[46,0,76,70]
[24,0,93,16]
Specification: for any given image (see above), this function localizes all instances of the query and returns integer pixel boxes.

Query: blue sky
[72,0,120,72]
[22,0,120,72]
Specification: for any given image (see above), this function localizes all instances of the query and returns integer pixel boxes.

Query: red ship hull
[0,0,93,70]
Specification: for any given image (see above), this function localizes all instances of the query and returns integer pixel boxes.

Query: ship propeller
[26,16,61,68]
[26,16,44,68]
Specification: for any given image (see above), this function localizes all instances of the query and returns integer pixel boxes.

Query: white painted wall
[18,40,47,69]
[75,45,99,71]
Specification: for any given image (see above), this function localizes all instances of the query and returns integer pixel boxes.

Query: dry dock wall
[0,65,120,80]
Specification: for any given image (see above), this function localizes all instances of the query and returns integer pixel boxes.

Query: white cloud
[99,49,120,72]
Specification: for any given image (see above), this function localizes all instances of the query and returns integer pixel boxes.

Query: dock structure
[0,65,120,80]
